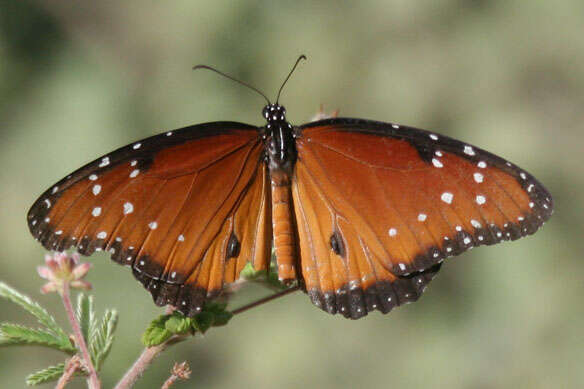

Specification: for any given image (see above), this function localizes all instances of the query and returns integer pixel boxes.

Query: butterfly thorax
[263,103,297,176]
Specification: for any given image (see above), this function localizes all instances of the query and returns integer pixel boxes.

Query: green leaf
[164,313,193,334]
[142,315,172,347]
[0,323,75,353]
[0,282,69,342]
[192,312,214,334]
[89,309,118,371]
[76,294,94,344]
[25,363,65,386]
[240,262,263,280]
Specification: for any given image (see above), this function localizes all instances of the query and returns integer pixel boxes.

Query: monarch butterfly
[27,56,553,319]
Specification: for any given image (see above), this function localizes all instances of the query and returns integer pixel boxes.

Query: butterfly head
[262,103,287,123]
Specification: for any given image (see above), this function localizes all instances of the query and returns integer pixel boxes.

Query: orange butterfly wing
[27,122,271,316]
[293,118,552,319]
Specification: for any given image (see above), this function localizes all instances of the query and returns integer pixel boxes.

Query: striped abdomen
[270,170,297,283]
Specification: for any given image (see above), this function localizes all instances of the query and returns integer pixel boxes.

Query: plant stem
[61,282,100,389]
[56,355,82,389]
[114,335,180,389]
[231,285,300,315]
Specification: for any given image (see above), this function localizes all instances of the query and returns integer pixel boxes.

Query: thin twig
[56,355,82,389]
[61,282,100,389]
[114,335,184,389]
[114,307,179,389]
[231,285,300,316]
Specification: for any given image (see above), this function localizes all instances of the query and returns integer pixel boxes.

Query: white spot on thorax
[441,192,453,204]
[123,202,134,214]
[464,145,475,156]
[92,184,101,195]
[389,228,397,237]
[418,213,427,222]
[432,158,443,168]
[92,207,102,217]
[473,172,484,183]
[476,195,486,205]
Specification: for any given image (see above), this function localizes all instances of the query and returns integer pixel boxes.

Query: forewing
[293,118,552,319]
[27,122,271,316]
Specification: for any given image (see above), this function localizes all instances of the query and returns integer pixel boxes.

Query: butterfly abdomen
[270,169,298,283]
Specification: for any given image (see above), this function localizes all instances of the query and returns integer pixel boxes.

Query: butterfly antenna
[276,54,307,104]
[193,64,271,105]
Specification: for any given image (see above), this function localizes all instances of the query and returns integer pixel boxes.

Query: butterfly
[27,56,553,319]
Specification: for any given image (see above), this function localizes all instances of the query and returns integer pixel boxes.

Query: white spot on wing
[471,219,482,228]
[92,207,102,217]
[391,124,399,129]
[473,172,484,183]
[89,174,98,181]
[178,234,185,242]
[429,134,439,141]
[133,143,141,150]
[92,184,101,195]
[97,231,107,239]
[52,186,59,194]
[418,213,427,222]
[99,157,110,167]
[55,230,62,235]
[129,169,140,178]
[464,145,475,156]
[166,131,173,136]
[123,202,134,214]
[477,161,487,169]
[463,237,471,245]
[476,195,486,205]
[441,192,453,204]
[44,199,51,208]
[432,158,443,168]
[130,160,137,166]
[389,228,397,237]
[148,221,158,230]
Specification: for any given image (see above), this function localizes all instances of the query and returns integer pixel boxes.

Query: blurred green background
[1,1,582,388]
